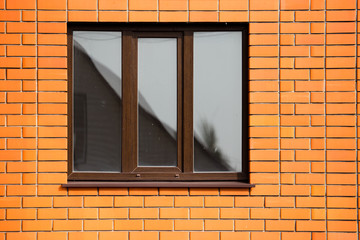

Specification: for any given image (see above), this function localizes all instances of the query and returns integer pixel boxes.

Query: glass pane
[73,31,122,172]
[193,31,242,172]
[138,38,177,167]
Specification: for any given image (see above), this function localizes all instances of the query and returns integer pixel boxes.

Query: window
[67,23,250,186]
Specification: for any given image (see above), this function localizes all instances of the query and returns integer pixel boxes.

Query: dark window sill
[62,181,255,188]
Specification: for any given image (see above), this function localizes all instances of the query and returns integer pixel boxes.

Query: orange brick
[250,46,278,57]
[327,34,355,44]
[296,173,325,184]
[38,185,67,196]
[38,162,67,173]
[7,0,35,9]
[7,209,36,220]
[69,208,97,219]
[7,185,36,196]
[190,11,217,22]
[114,220,142,230]
[7,69,36,79]
[7,233,36,240]
[23,220,52,231]
[99,11,128,22]
[266,220,295,231]
[0,57,21,68]
[99,232,127,240]
[7,162,36,173]
[54,197,82,207]
[250,34,278,45]
[282,232,311,240]
[84,220,113,231]
[327,220,357,232]
[281,185,310,196]
[159,188,188,195]
[99,0,127,10]
[327,197,356,208]
[144,196,173,207]
[129,11,157,22]
[38,0,66,9]
[22,11,36,21]
[219,11,248,22]
[38,69,67,79]
[23,197,52,208]
[159,232,189,240]
[250,162,278,172]
[130,208,158,219]
[114,196,143,207]
[250,104,278,114]
[84,196,113,207]
[220,0,247,10]
[251,173,279,184]
[327,22,356,33]
[281,23,309,34]
[69,232,97,240]
[281,208,310,219]
[327,0,356,9]
[281,46,309,57]
[251,232,280,240]
[250,69,278,80]
[68,0,97,9]
[220,208,249,219]
[0,221,20,231]
[38,209,67,219]
[205,220,233,230]
[38,104,67,114]
[38,232,67,240]
[249,0,278,10]
[296,34,324,45]
[190,208,218,219]
[250,11,278,22]
[145,220,173,230]
[205,197,233,207]
[296,220,325,231]
[53,220,82,231]
[0,198,21,208]
[7,92,36,103]
[129,0,157,10]
[38,138,67,149]
[160,208,188,219]
[7,22,35,33]
[38,173,67,184]
[99,208,127,219]
[251,208,279,219]
[174,220,203,230]
[175,196,203,207]
[68,11,97,21]
[295,11,324,21]
[129,232,158,240]
[281,0,309,9]
[251,23,278,34]
[38,34,67,45]
[235,219,264,231]
[250,184,280,196]
[327,233,357,240]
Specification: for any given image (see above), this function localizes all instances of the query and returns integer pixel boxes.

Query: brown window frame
[67,22,250,185]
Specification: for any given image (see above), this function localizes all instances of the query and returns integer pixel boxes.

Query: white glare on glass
[138,38,177,167]
[193,31,242,172]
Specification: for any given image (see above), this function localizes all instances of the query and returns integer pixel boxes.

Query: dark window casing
[67,22,249,183]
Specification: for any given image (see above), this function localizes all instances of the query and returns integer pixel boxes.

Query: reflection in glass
[73,31,122,172]
[138,38,177,167]
[194,31,242,172]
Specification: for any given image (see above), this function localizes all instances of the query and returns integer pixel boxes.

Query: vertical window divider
[122,31,137,173]
[183,31,194,173]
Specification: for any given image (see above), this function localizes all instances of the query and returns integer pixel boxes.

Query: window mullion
[122,31,138,172]
[183,31,194,173]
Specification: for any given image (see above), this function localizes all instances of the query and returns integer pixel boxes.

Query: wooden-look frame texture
[67,22,249,184]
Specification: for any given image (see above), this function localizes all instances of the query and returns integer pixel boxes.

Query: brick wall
[0,0,359,239]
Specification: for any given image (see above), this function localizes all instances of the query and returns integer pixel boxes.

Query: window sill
[62,181,255,188]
